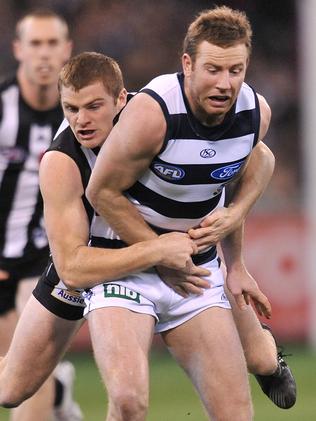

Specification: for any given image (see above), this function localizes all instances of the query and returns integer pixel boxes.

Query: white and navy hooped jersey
[0,76,63,259]
[90,75,260,264]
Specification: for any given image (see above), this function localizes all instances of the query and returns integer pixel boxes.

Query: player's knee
[110,388,148,420]
[0,390,27,408]
[216,395,253,421]
[0,381,33,408]
[246,350,277,375]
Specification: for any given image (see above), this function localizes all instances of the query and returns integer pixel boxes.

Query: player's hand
[188,206,243,252]
[226,264,272,319]
[0,269,9,281]
[156,232,199,271]
[156,264,210,297]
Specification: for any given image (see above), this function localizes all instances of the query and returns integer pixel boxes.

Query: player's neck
[17,71,59,111]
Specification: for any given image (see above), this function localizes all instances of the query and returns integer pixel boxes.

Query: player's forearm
[57,241,164,289]
[228,142,275,220]
[87,185,158,244]
[220,223,245,272]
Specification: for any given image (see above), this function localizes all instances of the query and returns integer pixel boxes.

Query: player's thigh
[161,307,250,408]
[0,309,18,354]
[88,307,155,393]
[1,295,82,395]
[0,277,18,352]
[16,276,39,314]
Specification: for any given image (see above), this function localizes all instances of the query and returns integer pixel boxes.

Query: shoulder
[116,92,166,154]
[236,82,259,112]
[43,124,78,170]
[256,93,271,140]
[139,72,185,118]
[258,94,271,136]
[142,73,179,95]
[40,146,84,198]
[141,73,181,104]
[257,93,271,121]
[49,123,76,153]
[0,74,17,93]
[53,118,70,140]
[47,125,83,169]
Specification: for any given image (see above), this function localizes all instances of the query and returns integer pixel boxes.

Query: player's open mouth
[207,95,230,107]
[37,65,52,74]
[78,129,96,139]
[209,95,230,102]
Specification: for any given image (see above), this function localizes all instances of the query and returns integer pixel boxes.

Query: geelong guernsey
[0,76,63,259]
[90,73,260,264]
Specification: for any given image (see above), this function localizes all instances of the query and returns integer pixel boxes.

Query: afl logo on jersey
[211,160,245,181]
[200,148,216,158]
[153,162,185,180]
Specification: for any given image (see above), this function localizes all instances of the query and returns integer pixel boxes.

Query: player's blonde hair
[58,52,124,103]
[183,5,252,62]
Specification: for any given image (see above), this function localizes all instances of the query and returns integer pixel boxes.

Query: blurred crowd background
[0,0,299,213]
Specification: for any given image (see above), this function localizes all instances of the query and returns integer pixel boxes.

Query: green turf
[0,345,315,420]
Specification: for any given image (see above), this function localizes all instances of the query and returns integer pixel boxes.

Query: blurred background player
[0,9,82,421]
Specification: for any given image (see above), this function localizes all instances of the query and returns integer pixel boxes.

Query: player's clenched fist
[156,232,198,270]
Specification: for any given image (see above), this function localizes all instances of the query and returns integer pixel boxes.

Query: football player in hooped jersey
[0,9,84,421]
[87,6,296,420]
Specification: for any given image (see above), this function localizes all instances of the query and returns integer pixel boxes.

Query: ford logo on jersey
[153,162,185,180]
[211,160,245,181]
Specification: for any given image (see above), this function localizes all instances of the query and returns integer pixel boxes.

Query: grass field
[0,345,315,420]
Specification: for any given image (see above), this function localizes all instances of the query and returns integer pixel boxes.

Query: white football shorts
[83,257,230,333]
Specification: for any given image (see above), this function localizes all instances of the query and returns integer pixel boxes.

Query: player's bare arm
[40,150,200,289]
[87,93,168,243]
[189,95,274,250]
[220,223,272,318]
[87,93,210,295]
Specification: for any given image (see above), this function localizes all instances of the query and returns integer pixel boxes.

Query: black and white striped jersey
[90,73,261,264]
[0,76,63,259]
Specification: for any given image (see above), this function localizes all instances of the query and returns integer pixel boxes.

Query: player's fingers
[252,292,272,318]
[259,300,272,319]
[243,292,250,305]
[199,214,219,227]
[234,293,248,311]
[189,264,211,277]
[172,285,188,298]
[179,282,204,296]
[255,302,264,317]
[183,274,210,290]
[254,290,271,313]
[188,227,207,239]
[254,301,266,318]
[193,238,215,250]
[190,241,199,255]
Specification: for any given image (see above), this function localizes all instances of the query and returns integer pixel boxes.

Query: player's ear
[117,88,128,108]
[63,39,73,62]
[12,39,22,62]
[182,53,193,77]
